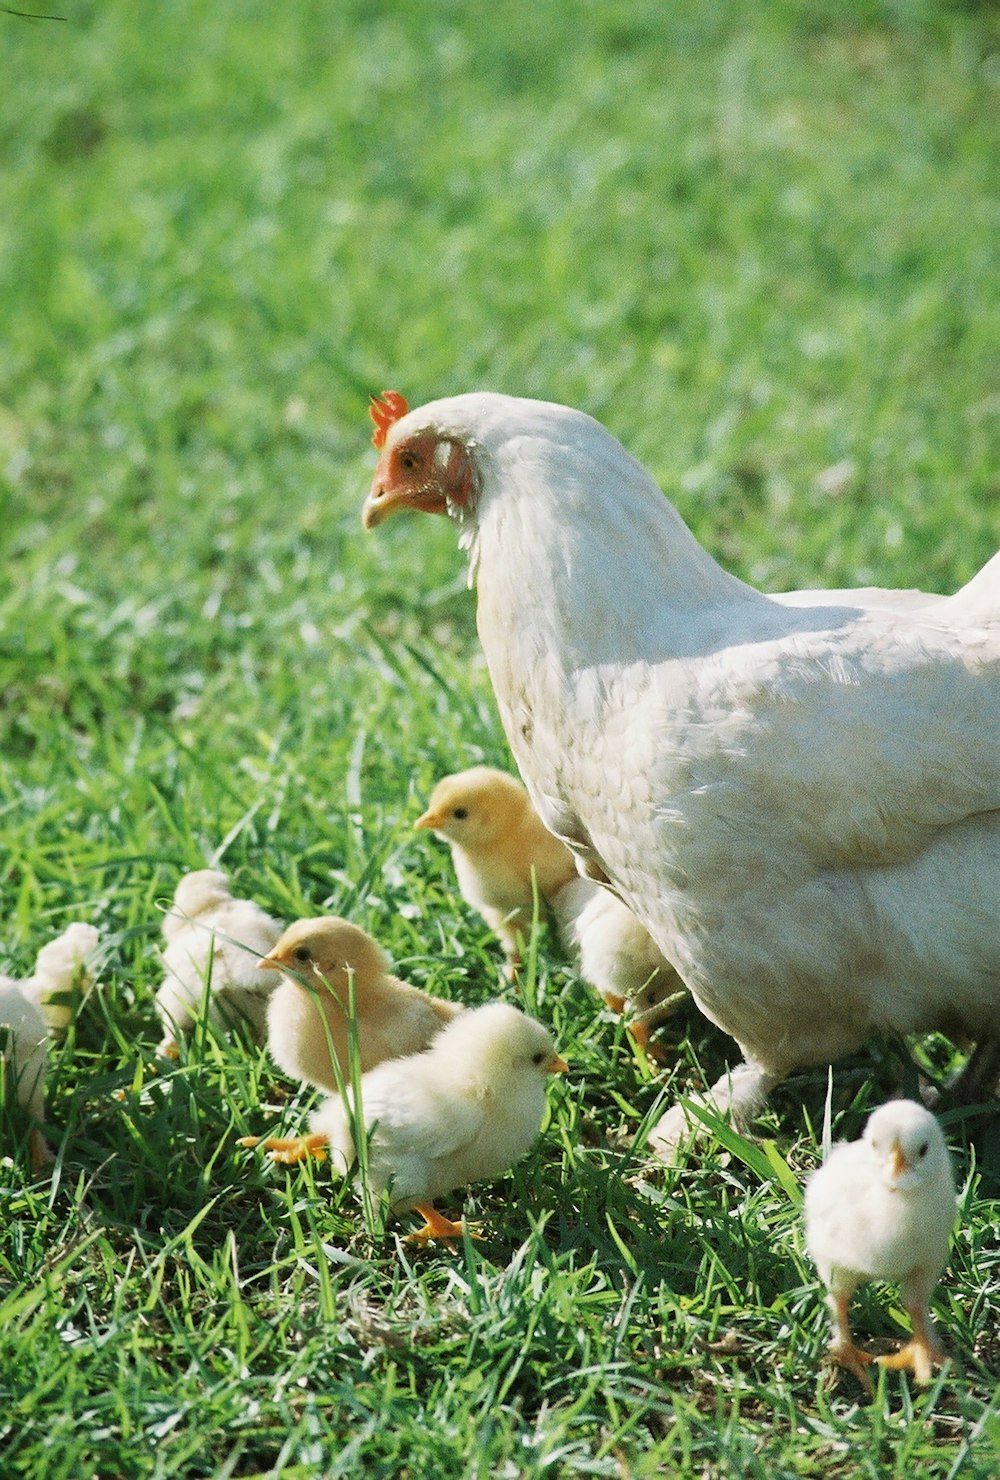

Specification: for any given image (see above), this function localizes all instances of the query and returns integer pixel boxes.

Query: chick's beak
[547,1054,569,1075]
[257,955,281,972]
[414,809,441,830]
[889,1140,910,1180]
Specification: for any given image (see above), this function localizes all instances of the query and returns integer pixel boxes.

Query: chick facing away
[309,1000,567,1241]
[155,869,283,1057]
[0,976,51,1171]
[27,922,101,1036]
[1,921,103,1169]
[805,1099,957,1390]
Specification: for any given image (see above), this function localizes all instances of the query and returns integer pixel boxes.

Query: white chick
[418,767,684,1039]
[259,915,463,1126]
[805,1099,957,1389]
[550,876,687,1044]
[308,1001,567,1240]
[156,869,283,1057]
[0,975,52,1171]
[27,922,101,1035]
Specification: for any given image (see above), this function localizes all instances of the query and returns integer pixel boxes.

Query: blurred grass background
[1,1,998,1475]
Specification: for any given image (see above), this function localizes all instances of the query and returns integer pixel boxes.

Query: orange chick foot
[239,1132,329,1164]
[876,1336,942,1386]
[828,1340,875,1394]
[406,1203,483,1244]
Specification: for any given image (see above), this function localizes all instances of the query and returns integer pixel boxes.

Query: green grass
[1,0,999,1474]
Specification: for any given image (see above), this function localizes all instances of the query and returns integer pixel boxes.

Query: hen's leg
[646,1060,781,1163]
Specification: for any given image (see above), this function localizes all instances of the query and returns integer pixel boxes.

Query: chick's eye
[294,947,311,962]
[918,1142,929,1158]
[531,1051,545,1065]
[452,807,468,820]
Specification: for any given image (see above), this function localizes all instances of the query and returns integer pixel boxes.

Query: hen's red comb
[369,390,410,449]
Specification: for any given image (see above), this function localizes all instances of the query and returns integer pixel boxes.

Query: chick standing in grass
[308,1001,567,1241]
[805,1099,957,1390]
[155,869,283,1057]
[1,922,102,1169]
[23,922,101,1036]
[417,766,684,1040]
[416,767,577,977]
[0,975,51,1171]
[247,916,463,1161]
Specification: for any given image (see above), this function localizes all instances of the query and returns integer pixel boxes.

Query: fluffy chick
[418,767,684,1038]
[309,1001,567,1240]
[156,869,283,1057]
[550,876,687,1044]
[417,766,577,975]
[0,975,52,1171]
[805,1099,957,1389]
[261,915,463,1099]
[27,922,101,1036]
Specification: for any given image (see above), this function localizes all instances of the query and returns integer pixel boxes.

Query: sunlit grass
[1,0,998,1474]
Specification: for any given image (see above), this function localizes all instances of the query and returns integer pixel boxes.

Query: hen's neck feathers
[412,394,763,667]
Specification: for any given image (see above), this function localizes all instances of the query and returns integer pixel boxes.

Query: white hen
[156,870,283,1057]
[308,1000,567,1240]
[805,1099,957,1388]
[363,391,1000,1154]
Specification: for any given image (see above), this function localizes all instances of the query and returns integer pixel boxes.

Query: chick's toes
[263,1133,330,1164]
[875,1335,941,1385]
[406,1204,482,1243]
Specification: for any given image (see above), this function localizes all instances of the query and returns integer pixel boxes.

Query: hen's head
[362,391,480,529]
[361,390,604,531]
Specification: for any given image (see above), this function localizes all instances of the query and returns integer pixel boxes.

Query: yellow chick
[156,869,283,1057]
[27,922,101,1036]
[308,1000,567,1240]
[416,766,577,976]
[0,974,51,1171]
[418,766,684,1038]
[261,915,463,1093]
[805,1099,957,1390]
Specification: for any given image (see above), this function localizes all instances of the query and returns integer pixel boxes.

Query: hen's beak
[547,1054,569,1075]
[361,478,394,529]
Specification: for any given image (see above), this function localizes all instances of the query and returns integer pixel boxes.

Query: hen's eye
[294,946,311,962]
[400,449,421,472]
[452,807,468,820]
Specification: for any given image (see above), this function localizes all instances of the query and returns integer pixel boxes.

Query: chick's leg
[875,1281,943,1385]
[406,1204,481,1244]
[827,1288,874,1394]
[238,1132,329,1164]
[28,1126,54,1173]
